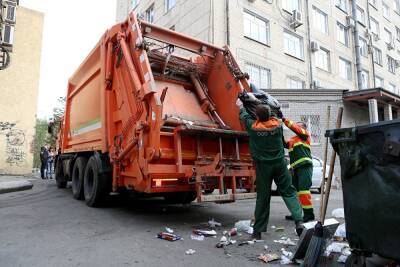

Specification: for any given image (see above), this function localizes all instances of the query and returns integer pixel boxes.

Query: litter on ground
[332,208,345,219]
[157,232,182,241]
[165,227,174,233]
[273,237,296,246]
[275,226,285,232]
[190,234,204,241]
[185,249,196,255]
[234,220,254,235]
[192,229,217,237]
[334,223,346,239]
[208,219,222,228]
[258,253,280,263]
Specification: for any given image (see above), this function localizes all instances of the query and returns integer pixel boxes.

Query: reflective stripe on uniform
[288,142,311,152]
[297,190,313,208]
[290,157,313,168]
[287,120,294,127]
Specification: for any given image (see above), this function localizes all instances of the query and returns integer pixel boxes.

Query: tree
[32,119,48,168]
[47,96,66,148]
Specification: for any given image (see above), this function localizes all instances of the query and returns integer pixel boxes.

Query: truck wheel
[84,156,111,207]
[55,160,67,189]
[71,157,88,200]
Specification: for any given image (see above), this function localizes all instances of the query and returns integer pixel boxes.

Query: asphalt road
[0,176,344,267]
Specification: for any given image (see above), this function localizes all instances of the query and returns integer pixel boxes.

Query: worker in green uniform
[279,113,315,222]
[237,96,304,239]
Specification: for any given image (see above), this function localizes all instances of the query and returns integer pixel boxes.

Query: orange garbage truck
[54,12,257,207]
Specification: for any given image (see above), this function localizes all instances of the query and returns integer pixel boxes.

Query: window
[356,6,365,24]
[300,115,321,144]
[396,27,400,41]
[315,47,330,71]
[1,24,14,45]
[284,31,304,59]
[145,4,154,23]
[361,69,369,89]
[369,17,379,36]
[387,55,396,74]
[375,76,384,87]
[396,0,400,14]
[287,77,304,89]
[383,2,390,19]
[245,63,271,90]
[282,0,301,13]
[336,0,348,12]
[5,3,16,23]
[339,57,352,81]
[389,83,396,92]
[359,37,368,57]
[165,0,176,12]
[243,11,270,45]
[373,47,383,65]
[312,6,328,34]
[337,22,350,46]
[131,0,140,9]
[384,28,393,44]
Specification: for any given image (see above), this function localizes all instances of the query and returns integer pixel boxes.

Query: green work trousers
[292,165,315,218]
[253,159,303,233]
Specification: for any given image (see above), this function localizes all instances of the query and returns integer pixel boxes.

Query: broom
[302,107,343,267]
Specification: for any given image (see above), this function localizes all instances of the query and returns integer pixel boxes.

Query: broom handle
[319,106,331,218]
[321,107,343,223]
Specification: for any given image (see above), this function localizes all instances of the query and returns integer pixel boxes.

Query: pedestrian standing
[40,146,49,179]
[47,147,55,179]
[237,95,304,240]
[280,115,315,222]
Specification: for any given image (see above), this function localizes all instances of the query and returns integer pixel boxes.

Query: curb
[0,181,34,194]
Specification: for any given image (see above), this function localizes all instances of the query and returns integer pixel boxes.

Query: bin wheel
[71,157,88,200]
[345,253,366,267]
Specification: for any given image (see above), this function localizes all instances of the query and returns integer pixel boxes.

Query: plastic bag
[334,223,346,239]
[234,220,254,235]
[332,208,345,219]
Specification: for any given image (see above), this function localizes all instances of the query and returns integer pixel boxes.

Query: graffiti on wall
[0,122,26,166]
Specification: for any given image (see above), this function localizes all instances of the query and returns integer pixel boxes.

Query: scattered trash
[280,255,292,265]
[324,242,350,256]
[165,227,174,234]
[334,223,346,240]
[220,236,227,242]
[230,240,237,244]
[281,248,293,258]
[273,237,296,246]
[216,239,235,248]
[238,239,264,246]
[332,208,345,219]
[264,245,269,251]
[192,229,217,237]
[234,220,254,235]
[208,218,222,228]
[271,225,276,229]
[191,234,204,241]
[185,249,196,255]
[223,230,228,235]
[275,226,285,232]
[228,228,237,236]
[258,253,280,263]
[337,255,348,263]
[157,232,182,241]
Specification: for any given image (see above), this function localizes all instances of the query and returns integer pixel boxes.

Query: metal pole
[351,0,363,90]
[320,105,331,217]
[304,0,314,89]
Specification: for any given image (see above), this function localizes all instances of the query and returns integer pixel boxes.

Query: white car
[272,156,337,193]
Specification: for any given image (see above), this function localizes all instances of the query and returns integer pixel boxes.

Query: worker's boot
[251,231,262,240]
[295,221,304,236]
[303,209,315,223]
[285,215,294,221]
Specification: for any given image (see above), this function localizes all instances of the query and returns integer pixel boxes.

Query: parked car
[272,156,337,193]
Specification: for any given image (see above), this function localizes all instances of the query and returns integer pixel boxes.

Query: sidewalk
[0,175,34,194]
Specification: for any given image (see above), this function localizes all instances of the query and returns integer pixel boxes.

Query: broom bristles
[302,222,325,267]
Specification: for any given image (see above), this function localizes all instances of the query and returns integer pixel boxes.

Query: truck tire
[55,160,67,189]
[84,156,111,207]
[164,192,196,204]
[71,157,88,200]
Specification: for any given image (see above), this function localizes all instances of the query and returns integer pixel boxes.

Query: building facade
[0,3,44,175]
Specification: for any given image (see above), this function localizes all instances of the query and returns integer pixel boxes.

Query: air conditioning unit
[290,10,303,29]
[346,15,355,28]
[373,33,380,41]
[310,41,320,52]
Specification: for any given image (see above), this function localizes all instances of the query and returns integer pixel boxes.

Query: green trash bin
[327,119,400,261]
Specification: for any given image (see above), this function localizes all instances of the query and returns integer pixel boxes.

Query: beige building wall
[0,7,44,175]
[117,0,400,94]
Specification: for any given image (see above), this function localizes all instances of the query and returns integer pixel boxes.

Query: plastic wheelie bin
[326,119,400,265]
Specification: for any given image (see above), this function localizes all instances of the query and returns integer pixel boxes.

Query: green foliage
[32,119,48,168]
[47,97,66,148]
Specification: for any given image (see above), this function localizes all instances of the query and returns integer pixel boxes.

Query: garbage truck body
[55,13,257,206]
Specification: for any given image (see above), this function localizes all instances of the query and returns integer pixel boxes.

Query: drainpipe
[351,0,363,90]
[304,0,314,89]
[365,1,376,87]
[226,0,230,46]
